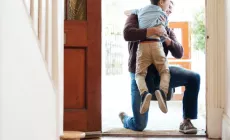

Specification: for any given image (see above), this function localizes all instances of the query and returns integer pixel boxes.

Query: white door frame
[206,0,226,138]
[52,0,64,137]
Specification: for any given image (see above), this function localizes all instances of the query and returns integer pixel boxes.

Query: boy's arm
[155,12,168,28]
[123,14,167,41]
[124,9,139,16]
[124,9,135,16]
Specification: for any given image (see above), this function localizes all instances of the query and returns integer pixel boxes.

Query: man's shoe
[179,119,198,134]
[119,112,127,124]
[155,89,168,113]
[140,91,152,114]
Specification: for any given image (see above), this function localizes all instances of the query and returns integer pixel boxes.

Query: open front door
[64,0,101,131]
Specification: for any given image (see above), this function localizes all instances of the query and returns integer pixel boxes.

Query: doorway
[101,0,206,134]
[63,0,226,138]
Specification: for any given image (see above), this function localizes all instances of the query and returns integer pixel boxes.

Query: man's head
[166,1,174,16]
[150,0,171,12]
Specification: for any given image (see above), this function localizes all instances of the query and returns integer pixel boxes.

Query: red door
[64,0,101,131]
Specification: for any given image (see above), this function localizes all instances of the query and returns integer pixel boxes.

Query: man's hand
[146,25,166,37]
[164,34,172,46]
[147,15,167,37]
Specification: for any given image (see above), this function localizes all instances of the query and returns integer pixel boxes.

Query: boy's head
[166,1,174,16]
[150,0,171,11]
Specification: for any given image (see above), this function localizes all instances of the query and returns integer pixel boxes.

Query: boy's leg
[135,43,152,114]
[135,43,152,94]
[151,42,170,94]
[151,42,169,113]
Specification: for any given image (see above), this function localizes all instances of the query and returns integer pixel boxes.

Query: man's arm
[123,14,147,41]
[164,28,184,59]
[123,14,167,42]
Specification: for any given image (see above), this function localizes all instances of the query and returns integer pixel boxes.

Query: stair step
[61,131,85,140]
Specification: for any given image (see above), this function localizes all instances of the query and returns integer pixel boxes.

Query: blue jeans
[122,65,200,131]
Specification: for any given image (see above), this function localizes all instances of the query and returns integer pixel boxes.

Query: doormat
[102,128,206,138]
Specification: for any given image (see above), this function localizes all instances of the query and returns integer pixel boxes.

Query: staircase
[23,1,86,140]
[0,0,63,140]
[24,0,65,139]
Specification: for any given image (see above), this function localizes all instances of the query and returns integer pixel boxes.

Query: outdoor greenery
[192,8,205,53]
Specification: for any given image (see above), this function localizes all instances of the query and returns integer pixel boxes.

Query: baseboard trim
[222,114,230,140]
[207,108,223,138]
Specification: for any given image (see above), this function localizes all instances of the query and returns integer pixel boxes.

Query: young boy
[125,0,171,114]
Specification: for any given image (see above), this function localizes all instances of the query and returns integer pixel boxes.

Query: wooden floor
[82,137,218,140]
[62,131,219,140]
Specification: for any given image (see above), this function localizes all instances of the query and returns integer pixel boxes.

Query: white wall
[222,0,230,139]
[0,1,57,140]
[226,0,230,118]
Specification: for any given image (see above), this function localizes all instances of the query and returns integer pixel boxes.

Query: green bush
[192,8,205,53]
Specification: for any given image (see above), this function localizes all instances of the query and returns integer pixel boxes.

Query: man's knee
[191,73,200,84]
[188,72,201,91]
[135,123,147,131]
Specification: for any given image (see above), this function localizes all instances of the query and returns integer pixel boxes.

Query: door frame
[205,0,226,138]
[52,0,64,137]
[55,0,227,138]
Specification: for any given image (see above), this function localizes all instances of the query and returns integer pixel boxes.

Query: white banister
[45,0,53,76]
[29,0,54,76]
[22,0,64,137]
[32,0,64,136]
[30,0,39,36]
[38,0,46,58]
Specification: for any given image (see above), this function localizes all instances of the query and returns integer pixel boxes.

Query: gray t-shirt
[132,5,168,40]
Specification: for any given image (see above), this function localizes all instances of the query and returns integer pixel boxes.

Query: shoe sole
[140,93,152,114]
[155,90,168,113]
[179,129,198,134]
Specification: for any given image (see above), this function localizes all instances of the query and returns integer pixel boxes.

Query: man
[119,1,200,134]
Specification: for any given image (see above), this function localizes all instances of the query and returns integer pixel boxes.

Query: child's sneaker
[140,91,152,114]
[155,89,168,113]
